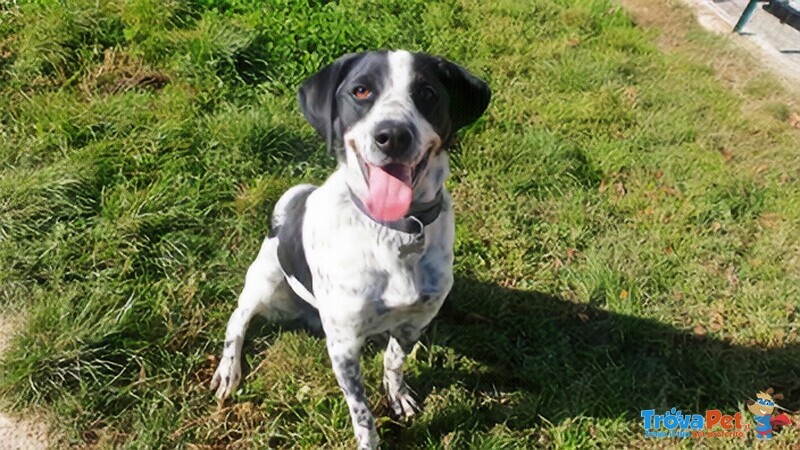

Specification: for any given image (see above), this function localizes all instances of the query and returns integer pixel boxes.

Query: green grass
[1,0,799,448]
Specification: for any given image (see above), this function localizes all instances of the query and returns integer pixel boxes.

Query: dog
[210,50,490,449]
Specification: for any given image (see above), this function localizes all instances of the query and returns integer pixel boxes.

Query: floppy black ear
[437,59,491,131]
[297,53,363,154]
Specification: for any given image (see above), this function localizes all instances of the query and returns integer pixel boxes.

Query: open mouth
[350,141,433,187]
[349,141,434,222]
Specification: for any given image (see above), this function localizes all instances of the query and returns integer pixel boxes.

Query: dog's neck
[347,188,444,234]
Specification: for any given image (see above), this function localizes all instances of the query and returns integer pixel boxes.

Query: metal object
[764,0,800,30]
[734,0,800,33]
[734,0,765,32]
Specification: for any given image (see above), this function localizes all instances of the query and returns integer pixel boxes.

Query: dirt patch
[617,0,698,48]
[79,48,171,97]
[0,314,51,450]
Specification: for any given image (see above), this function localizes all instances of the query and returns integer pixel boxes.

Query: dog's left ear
[298,53,363,154]
[437,58,491,132]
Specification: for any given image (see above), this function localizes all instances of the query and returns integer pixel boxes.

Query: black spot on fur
[394,324,419,353]
[336,357,365,398]
[298,52,390,159]
[421,258,442,279]
[412,53,491,143]
[342,358,357,373]
[434,166,445,185]
[274,188,316,296]
[355,410,374,429]
[374,297,391,316]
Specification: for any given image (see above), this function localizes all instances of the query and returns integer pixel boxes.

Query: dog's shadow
[382,276,800,445]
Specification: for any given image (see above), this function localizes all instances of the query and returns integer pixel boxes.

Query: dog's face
[298,50,490,222]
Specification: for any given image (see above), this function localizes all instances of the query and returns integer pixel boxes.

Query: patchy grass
[1,0,799,448]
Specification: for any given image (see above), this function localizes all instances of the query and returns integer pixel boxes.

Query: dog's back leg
[210,236,299,402]
[211,184,318,402]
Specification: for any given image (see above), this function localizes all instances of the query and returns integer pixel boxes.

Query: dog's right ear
[436,58,491,132]
[298,53,362,155]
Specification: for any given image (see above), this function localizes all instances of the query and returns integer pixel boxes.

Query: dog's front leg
[326,334,378,450]
[383,327,423,419]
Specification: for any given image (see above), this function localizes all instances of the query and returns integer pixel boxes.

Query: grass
[1,0,799,448]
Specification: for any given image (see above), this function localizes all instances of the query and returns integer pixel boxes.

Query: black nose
[373,121,414,157]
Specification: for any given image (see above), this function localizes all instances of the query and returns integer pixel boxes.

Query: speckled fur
[211,50,489,449]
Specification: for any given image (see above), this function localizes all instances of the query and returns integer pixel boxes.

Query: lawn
[1,0,799,448]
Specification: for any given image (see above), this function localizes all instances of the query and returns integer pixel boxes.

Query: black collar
[349,189,444,234]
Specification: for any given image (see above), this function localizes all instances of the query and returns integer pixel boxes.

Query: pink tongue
[365,163,413,221]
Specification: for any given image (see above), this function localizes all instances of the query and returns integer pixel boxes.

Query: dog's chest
[301,184,454,325]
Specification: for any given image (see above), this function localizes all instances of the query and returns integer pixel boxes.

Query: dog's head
[298,50,490,222]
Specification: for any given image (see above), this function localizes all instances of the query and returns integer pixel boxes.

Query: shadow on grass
[236,275,798,446]
[383,277,799,445]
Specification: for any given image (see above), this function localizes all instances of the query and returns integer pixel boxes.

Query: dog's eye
[352,85,372,100]
[418,84,438,102]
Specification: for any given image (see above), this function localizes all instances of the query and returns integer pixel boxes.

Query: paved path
[688,0,800,86]
[0,315,49,450]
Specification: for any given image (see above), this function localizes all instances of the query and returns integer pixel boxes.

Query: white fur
[344,51,443,204]
[211,50,455,450]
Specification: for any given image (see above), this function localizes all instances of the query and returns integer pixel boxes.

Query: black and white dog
[210,50,490,449]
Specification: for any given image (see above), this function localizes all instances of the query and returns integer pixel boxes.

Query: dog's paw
[358,439,379,450]
[209,356,241,403]
[355,426,380,450]
[387,388,419,419]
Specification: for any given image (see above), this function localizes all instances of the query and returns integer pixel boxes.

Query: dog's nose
[373,121,414,157]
